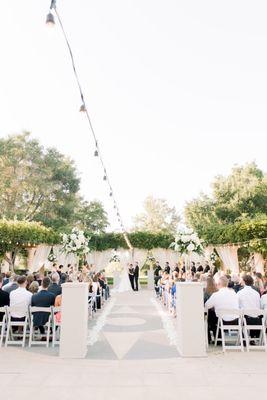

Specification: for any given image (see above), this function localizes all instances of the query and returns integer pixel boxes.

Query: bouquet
[170,227,203,255]
[61,228,90,257]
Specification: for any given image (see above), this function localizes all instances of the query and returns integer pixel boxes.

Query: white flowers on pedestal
[170,227,203,256]
[61,228,90,257]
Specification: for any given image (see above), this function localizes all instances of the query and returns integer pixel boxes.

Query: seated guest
[3,272,11,286]
[0,275,10,321]
[204,276,218,342]
[31,277,55,335]
[29,281,39,295]
[260,283,267,310]
[26,274,34,290]
[54,293,62,323]
[9,276,32,321]
[237,275,260,311]
[3,274,18,294]
[254,272,265,295]
[230,274,242,293]
[48,272,62,296]
[237,274,261,339]
[205,276,239,323]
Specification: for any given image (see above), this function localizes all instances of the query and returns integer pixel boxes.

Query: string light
[45,0,132,250]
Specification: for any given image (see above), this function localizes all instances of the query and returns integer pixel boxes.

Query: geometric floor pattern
[87,290,180,360]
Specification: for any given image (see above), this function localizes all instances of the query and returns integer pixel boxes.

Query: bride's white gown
[115,266,132,293]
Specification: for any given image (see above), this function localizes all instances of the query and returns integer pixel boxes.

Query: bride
[115,263,133,293]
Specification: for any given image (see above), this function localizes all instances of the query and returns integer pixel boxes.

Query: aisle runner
[87,291,180,360]
[150,297,179,350]
[87,298,116,345]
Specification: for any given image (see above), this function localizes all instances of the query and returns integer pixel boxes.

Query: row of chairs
[0,306,60,348]
[207,308,267,352]
[0,288,109,347]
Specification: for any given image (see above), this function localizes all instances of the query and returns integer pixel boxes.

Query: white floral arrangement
[209,252,217,263]
[48,252,57,262]
[170,227,203,255]
[61,227,90,257]
[109,249,120,263]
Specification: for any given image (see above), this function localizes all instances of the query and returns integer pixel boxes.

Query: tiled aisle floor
[0,290,267,400]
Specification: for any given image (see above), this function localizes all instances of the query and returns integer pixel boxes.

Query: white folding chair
[29,306,52,348]
[0,306,7,347]
[5,307,29,347]
[215,309,244,352]
[88,293,95,318]
[52,306,61,347]
[242,309,267,352]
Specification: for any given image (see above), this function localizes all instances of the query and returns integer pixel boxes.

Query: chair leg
[221,325,226,353]
[22,322,27,348]
[239,325,244,352]
[5,320,11,347]
[215,321,220,346]
[46,321,51,348]
[243,326,250,352]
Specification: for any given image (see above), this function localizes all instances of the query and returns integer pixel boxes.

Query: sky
[0,0,266,231]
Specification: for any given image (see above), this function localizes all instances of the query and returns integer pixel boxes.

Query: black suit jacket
[48,283,62,297]
[31,290,55,326]
[134,266,139,277]
[0,289,9,321]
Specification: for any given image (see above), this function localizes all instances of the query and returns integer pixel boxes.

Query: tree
[0,132,81,230]
[0,219,59,271]
[76,200,109,233]
[133,196,180,235]
[185,163,267,234]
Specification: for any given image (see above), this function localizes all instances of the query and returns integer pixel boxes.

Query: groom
[133,262,139,291]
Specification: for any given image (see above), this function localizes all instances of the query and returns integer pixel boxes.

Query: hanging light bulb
[46,12,55,26]
[109,191,113,197]
[79,103,86,112]
[103,175,107,181]
[94,149,99,157]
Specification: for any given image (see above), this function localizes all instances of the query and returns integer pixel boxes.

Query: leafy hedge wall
[0,220,59,255]
[199,218,267,254]
[89,231,174,251]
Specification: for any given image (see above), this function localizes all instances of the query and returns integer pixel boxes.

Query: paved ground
[1,290,267,400]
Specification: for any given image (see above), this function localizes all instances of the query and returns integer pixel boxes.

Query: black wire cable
[47,2,131,247]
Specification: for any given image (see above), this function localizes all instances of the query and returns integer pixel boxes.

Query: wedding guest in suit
[48,272,62,297]
[154,261,162,277]
[2,274,18,294]
[31,277,55,335]
[204,276,218,343]
[174,263,180,274]
[0,275,10,321]
[3,272,11,286]
[196,263,204,273]
[164,262,171,274]
[134,262,139,291]
[9,275,32,321]
[204,263,210,273]
[128,264,135,291]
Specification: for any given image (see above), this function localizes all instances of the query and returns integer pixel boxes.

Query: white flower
[187,243,195,252]
[70,233,77,241]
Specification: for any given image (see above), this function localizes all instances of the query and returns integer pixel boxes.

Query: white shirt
[9,287,32,318]
[237,286,260,316]
[205,287,239,321]
[260,294,267,310]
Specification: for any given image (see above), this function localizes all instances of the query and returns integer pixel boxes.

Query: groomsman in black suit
[134,262,139,291]
[128,264,135,291]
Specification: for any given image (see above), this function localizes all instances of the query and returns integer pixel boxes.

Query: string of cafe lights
[210,237,267,248]
[45,1,132,250]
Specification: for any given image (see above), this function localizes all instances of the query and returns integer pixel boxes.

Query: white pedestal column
[59,282,88,359]
[147,268,154,290]
[176,282,206,357]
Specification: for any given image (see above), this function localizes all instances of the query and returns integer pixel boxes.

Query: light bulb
[79,104,86,112]
[46,12,55,26]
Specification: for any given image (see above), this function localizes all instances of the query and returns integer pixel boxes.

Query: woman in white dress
[115,264,133,293]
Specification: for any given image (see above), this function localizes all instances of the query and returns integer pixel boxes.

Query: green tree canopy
[185,163,267,233]
[76,200,109,233]
[0,132,81,230]
[133,196,180,235]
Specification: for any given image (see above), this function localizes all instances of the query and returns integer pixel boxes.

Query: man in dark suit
[133,262,139,291]
[154,261,162,277]
[31,277,55,334]
[0,275,10,321]
[48,272,62,297]
[128,264,135,291]
[164,262,171,274]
